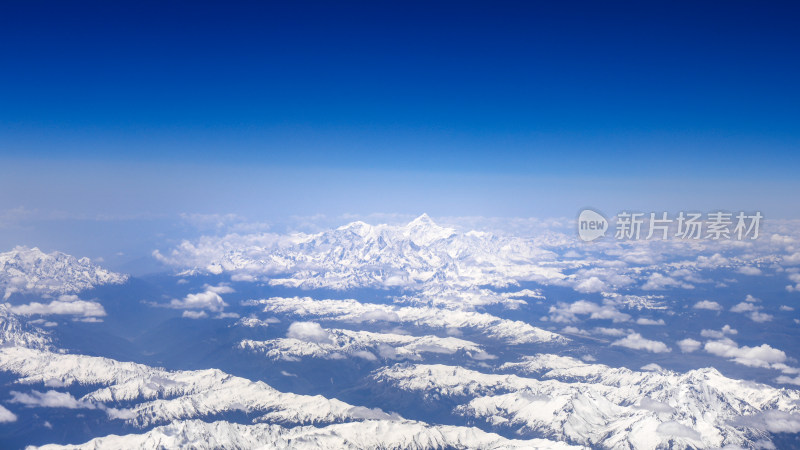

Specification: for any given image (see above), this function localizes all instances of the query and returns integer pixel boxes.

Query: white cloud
[777,374,800,385]
[730,301,773,322]
[656,421,701,441]
[737,266,762,276]
[9,390,95,409]
[612,333,671,353]
[642,273,693,290]
[700,325,737,339]
[592,327,628,337]
[548,300,630,323]
[352,350,378,361]
[206,284,235,295]
[10,295,106,317]
[230,273,257,282]
[182,310,208,319]
[574,277,607,293]
[695,253,729,269]
[780,305,794,311]
[749,311,774,323]
[637,397,674,414]
[215,312,240,319]
[733,411,800,433]
[287,321,332,344]
[168,284,232,312]
[636,318,665,326]
[562,326,589,335]
[677,338,702,353]
[786,273,800,292]
[356,310,401,323]
[692,300,722,311]
[704,338,786,368]
[730,302,757,313]
[784,252,800,265]
[0,405,16,423]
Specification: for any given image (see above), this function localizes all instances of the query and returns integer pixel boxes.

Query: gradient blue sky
[1,0,799,250]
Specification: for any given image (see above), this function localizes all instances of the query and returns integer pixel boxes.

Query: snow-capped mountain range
[1,215,800,448]
[154,214,565,290]
[370,356,800,448]
[0,247,127,300]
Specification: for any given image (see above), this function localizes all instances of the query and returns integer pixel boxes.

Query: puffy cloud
[10,295,106,317]
[733,411,800,433]
[730,302,757,313]
[215,312,240,319]
[656,421,701,441]
[695,253,729,269]
[780,305,794,311]
[592,327,628,337]
[356,310,401,323]
[777,374,800,385]
[548,300,630,323]
[574,277,607,293]
[286,321,332,344]
[637,397,674,414]
[737,266,762,276]
[168,284,232,312]
[748,311,774,323]
[182,310,208,319]
[0,405,16,423]
[636,318,665,326]
[612,333,671,353]
[641,273,693,290]
[786,273,800,292]
[704,338,786,368]
[692,300,722,311]
[677,338,702,353]
[562,326,589,335]
[784,252,800,265]
[9,390,95,409]
[730,301,773,322]
[700,325,737,339]
[206,284,235,295]
[230,273,257,282]
[351,350,378,361]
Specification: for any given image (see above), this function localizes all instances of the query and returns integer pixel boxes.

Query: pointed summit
[404,214,455,245]
[407,213,435,228]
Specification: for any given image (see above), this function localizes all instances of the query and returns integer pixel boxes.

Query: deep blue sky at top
[0,1,799,226]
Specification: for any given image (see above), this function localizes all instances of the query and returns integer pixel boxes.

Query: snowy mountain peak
[403,214,456,246]
[0,246,128,299]
[407,213,435,227]
[335,220,372,235]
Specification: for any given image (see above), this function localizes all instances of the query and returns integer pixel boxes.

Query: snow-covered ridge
[394,286,545,311]
[247,296,566,345]
[240,327,495,362]
[155,215,800,296]
[154,214,565,289]
[0,247,127,299]
[0,347,394,428]
[31,418,583,450]
[0,304,52,350]
[370,356,800,449]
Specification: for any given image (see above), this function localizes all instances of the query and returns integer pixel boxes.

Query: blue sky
[1,0,799,251]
